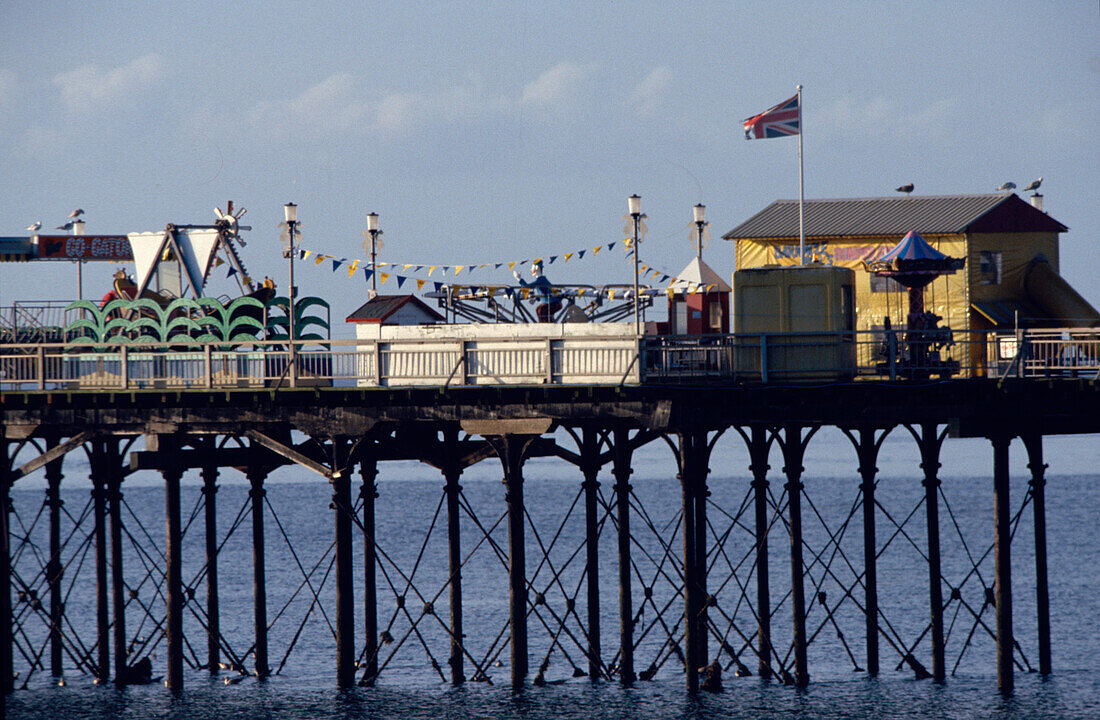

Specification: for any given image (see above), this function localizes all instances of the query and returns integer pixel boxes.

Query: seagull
[895,183,914,195]
[1023,177,1042,193]
[56,220,75,231]
[996,181,1016,192]
[26,221,41,232]
[68,208,85,219]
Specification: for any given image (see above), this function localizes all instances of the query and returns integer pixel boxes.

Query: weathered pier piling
[1,375,1098,696]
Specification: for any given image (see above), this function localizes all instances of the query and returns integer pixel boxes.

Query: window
[979,250,1002,285]
[708,300,723,331]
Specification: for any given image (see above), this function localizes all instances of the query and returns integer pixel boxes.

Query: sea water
[5,430,1099,719]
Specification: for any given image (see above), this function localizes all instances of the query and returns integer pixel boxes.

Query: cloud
[245,62,599,142]
[820,95,954,140]
[630,66,673,116]
[520,61,598,108]
[52,54,165,113]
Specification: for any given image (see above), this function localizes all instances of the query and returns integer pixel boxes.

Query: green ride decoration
[63,295,330,347]
[264,296,331,343]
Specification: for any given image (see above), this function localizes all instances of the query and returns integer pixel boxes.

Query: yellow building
[724,193,1098,368]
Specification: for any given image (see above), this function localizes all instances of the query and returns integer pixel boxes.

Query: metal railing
[1,329,1097,392]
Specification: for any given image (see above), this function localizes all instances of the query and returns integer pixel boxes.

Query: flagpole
[797,84,805,266]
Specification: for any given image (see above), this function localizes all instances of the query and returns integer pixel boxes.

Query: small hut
[667,257,731,335]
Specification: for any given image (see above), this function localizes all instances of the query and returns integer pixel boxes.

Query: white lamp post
[283,202,298,387]
[628,194,642,334]
[72,219,86,300]
[693,204,706,261]
[366,212,380,296]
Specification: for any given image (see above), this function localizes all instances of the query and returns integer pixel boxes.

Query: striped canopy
[864,231,964,288]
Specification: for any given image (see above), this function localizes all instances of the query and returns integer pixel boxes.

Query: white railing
[1,329,1097,391]
[0,336,644,391]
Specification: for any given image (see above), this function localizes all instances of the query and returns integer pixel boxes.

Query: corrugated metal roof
[723,193,1065,240]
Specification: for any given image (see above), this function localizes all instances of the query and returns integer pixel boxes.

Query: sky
[1,1,1098,336]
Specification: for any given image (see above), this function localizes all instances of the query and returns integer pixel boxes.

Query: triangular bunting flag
[577,250,586,259]
[428,266,437,276]
[396,275,407,288]
[416,279,426,290]
[549,256,557,264]
[508,261,517,271]
[332,259,343,271]
[227,266,237,277]
[593,247,601,256]
[564,253,573,262]
[608,242,616,251]
[303,250,312,260]
[455,265,464,275]
[380,272,390,285]
[363,269,373,281]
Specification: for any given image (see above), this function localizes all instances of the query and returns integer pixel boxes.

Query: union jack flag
[743,93,800,139]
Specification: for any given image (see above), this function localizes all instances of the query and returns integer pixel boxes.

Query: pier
[2,328,1098,695]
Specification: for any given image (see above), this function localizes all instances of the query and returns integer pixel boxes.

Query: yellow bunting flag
[508,261,517,271]
[564,253,573,262]
[416,279,426,290]
[303,250,312,260]
[315,255,326,266]
[428,266,437,276]
[404,264,413,270]
[348,260,360,277]
[593,246,601,256]
[455,265,464,275]
[379,272,390,285]
[577,287,586,296]
[608,289,616,300]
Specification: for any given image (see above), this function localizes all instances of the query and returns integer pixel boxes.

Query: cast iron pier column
[248,467,270,678]
[992,433,1014,692]
[1023,432,1051,676]
[612,428,635,685]
[202,465,220,674]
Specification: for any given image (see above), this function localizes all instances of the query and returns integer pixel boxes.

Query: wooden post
[612,428,635,685]
[248,467,270,678]
[333,441,356,689]
[581,427,602,681]
[201,466,220,674]
[444,460,465,684]
[747,426,772,679]
[360,454,379,685]
[45,438,65,678]
[164,461,184,692]
[90,439,111,683]
[1023,432,1051,676]
[108,448,127,683]
[781,425,810,687]
[992,434,1014,692]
